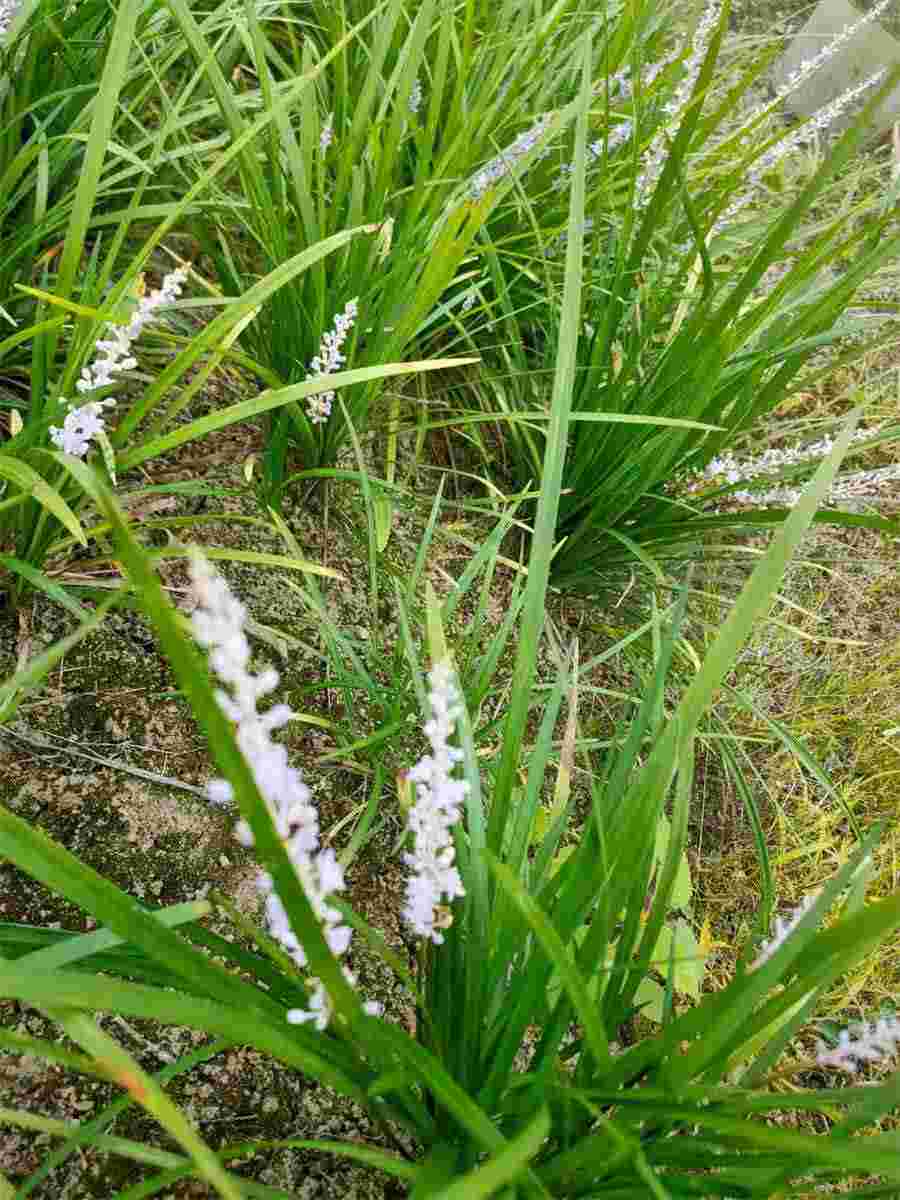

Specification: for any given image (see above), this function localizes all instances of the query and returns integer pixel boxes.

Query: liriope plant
[160,0,634,501]
[0,0,477,612]
[0,53,898,1196]
[456,0,900,594]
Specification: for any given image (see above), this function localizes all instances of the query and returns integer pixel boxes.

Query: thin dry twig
[0,723,209,799]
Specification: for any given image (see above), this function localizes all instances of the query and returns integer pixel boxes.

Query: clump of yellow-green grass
[696,525,900,1025]
[766,645,900,1014]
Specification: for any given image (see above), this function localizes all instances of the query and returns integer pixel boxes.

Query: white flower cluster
[817,1014,900,1073]
[468,114,552,201]
[189,555,380,1030]
[660,0,721,122]
[598,67,633,101]
[49,267,187,458]
[751,894,817,970]
[716,70,886,233]
[698,428,872,486]
[305,299,359,426]
[748,880,900,1072]
[319,115,334,154]
[773,0,892,113]
[594,49,680,107]
[721,462,900,510]
[634,0,721,209]
[409,76,423,115]
[402,661,468,944]
[555,56,679,192]
[750,888,900,1073]
[603,122,635,156]
[0,0,21,40]
[686,427,884,508]
[706,2,893,239]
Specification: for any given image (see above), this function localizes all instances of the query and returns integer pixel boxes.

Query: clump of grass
[778,648,900,1013]
[697,529,900,1020]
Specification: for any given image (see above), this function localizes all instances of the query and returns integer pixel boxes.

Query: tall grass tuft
[457,0,900,594]
[162,0,628,500]
[0,0,474,610]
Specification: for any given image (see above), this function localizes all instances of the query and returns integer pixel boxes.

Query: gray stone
[774,0,900,140]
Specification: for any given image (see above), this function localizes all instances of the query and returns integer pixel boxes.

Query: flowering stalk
[555,54,681,192]
[305,299,359,426]
[319,115,334,153]
[634,0,721,209]
[751,894,818,971]
[50,267,187,458]
[0,0,21,41]
[762,0,891,123]
[704,463,900,510]
[659,1,720,123]
[817,1015,900,1073]
[752,884,900,1071]
[715,70,886,233]
[685,427,891,508]
[402,661,468,944]
[468,115,552,201]
[189,554,379,1029]
[408,76,423,115]
[693,428,873,488]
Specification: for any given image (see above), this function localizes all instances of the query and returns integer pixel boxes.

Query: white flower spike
[306,299,359,426]
[687,427,888,510]
[320,115,334,154]
[634,0,720,209]
[751,894,818,971]
[402,661,468,944]
[0,0,21,40]
[817,1015,900,1073]
[190,554,375,1028]
[469,115,552,201]
[409,77,423,115]
[50,267,187,458]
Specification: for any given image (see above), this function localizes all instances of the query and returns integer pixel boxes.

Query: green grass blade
[53,0,142,333]
[433,1107,551,1200]
[51,1014,242,1200]
[15,901,211,971]
[487,855,611,1074]
[117,358,477,471]
[0,964,364,1100]
[17,1035,235,1198]
[0,455,86,545]
[487,33,591,853]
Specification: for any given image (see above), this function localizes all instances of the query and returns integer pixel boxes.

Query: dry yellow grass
[697,524,900,1024]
